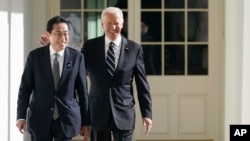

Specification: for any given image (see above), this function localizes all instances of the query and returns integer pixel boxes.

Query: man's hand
[16,119,26,134]
[142,117,152,135]
[39,34,50,46]
[80,126,91,141]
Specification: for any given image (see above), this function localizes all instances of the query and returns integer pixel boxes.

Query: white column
[0,0,10,140]
[224,0,243,141]
[9,0,25,140]
[224,0,250,140]
[241,0,250,123]
[1,0,42,140]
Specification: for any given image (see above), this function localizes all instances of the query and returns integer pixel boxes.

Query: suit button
[51,108,53,111]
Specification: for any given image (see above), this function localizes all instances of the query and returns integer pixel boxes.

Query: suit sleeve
[134,45,152,119]
[75,53,90,125]
[17,52,34,120]
[81,42,88,70]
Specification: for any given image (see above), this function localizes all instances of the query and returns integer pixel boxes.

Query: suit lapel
[58,47,72,87]
[97,36,110,76]
[99,37,107,70]
[114,36,128,77]
[42,46,55,89]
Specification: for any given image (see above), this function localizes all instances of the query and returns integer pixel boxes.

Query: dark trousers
[91,129,133,141]
[31,118,72,141]
[90,113,133,141]
[90,129,111,141]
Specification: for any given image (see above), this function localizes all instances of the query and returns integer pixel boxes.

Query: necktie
[106,42,115,76]
[53,53,60,89]
[52,53,60,119]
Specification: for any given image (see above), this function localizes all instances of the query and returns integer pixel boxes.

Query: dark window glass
[142,45,161,75]
[61,0,81,9]
[141,12,161,42]
[120,12,128,38]
[188,45,208,75]
[141,0,161,9]
[165,0,184,8]
[188,12,208,41]
[165,45,185,75]
[165,12,185,42]
[188,0,208,8]
[114,0,128,9]
[84,0,104,9]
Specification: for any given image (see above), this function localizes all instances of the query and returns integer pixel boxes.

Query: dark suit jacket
[82,35,152,130]
[17,46,89,138]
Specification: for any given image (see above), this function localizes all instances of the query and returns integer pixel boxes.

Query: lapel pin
[67,61,72,68]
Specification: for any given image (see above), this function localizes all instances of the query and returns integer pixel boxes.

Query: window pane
[114,0,127,8]
[83,12,102,41]
[188,12,208,41]
[165,0,184,8]
[84,0,105,9]
[61,0,81,9]
[141,0,161,9]
[165,12,185,42]
[120,11,128,38]
[188,0,208,8]
[142,45,161,75]
[188,45,208,75]
[165,45,185,75]
[141,12,161,42]
[61,12,82,43]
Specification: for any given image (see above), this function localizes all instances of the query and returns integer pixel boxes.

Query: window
[59,0,208,75]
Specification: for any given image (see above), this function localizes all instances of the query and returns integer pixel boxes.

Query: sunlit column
[241,0,250,123]
[9,0,25,141]
[224,0,242,141]
[0,6,10,141]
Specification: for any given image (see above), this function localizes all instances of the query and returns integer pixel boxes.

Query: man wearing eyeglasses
[16,15,90,141]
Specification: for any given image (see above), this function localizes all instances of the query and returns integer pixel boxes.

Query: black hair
[46,15,71,33]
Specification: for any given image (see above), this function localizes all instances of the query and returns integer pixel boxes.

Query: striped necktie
[106,42,115,76]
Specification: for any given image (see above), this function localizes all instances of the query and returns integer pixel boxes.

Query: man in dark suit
[16,16,90,141]
[82,7,152,141]
[39,7,153,141]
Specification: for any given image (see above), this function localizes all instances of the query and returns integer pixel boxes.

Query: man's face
[48,23,69,51]
[102,12,124,40]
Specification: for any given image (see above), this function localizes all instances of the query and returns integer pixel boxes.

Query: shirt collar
[49,45,65,57]
[105,35,122,47]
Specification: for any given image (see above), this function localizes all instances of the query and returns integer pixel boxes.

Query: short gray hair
[101,7,124,22]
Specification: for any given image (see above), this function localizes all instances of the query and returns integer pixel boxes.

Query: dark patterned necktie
[106,42,115,76]
[52,53,60,119]
[53,53,60,89]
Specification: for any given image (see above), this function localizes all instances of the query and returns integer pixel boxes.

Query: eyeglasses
[52,31,69,38]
